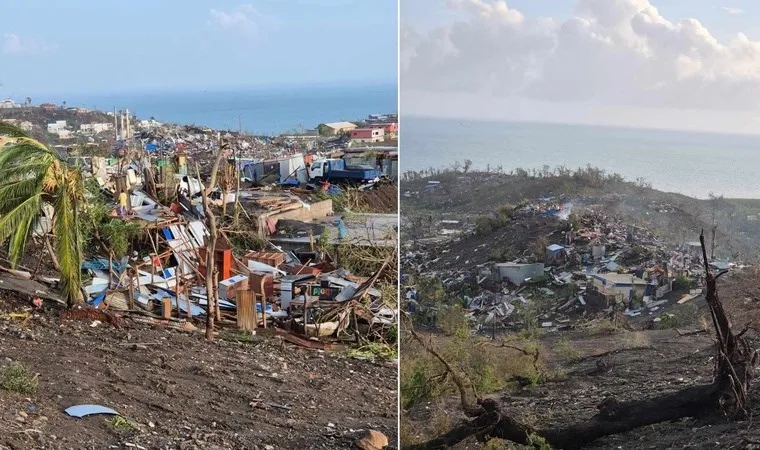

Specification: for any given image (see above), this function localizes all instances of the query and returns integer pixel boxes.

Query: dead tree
[198,136,227,341]
[406,230,758,450]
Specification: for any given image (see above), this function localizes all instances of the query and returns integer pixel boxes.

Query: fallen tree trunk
[407,232,758,449]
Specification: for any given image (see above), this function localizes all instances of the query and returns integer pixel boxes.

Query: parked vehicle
[308,158,380,183]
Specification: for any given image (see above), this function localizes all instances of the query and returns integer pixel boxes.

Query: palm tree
[0,122,85,305]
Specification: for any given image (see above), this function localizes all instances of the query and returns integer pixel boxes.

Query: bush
[475,215,496,235]
[1,362,38,394]
[673,275,691,291]
[555,338,581,361]
[657,313,679,329]
[100,219,142,258]
[437,305,470,338]
[401,362,439,408]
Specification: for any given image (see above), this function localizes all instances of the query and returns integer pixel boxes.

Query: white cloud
[721,6,744,16]
[2,34,57,56]
[209,4,274,37]
[402,0,760,113]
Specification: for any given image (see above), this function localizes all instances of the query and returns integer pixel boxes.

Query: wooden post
[236,290,255,330]
[260,276,267,329]
[162,297,172,319]
[127,268,135,310]
[178,264,185,318]
[215,268,221,321]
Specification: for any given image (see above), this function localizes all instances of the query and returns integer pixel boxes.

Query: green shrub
[1,362,38,395]
[673,275,691,291]
[437,305,470,338]
[401,362,437,408]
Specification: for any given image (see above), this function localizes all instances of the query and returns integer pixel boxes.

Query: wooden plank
[161,298,172,319]
[236,290,256,331]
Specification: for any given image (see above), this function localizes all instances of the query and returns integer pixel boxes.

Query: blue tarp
[82,258,128,272]
[327,185,342,195]
[256,303,275,313]
[90,293,106,307]
[145,143,158,152]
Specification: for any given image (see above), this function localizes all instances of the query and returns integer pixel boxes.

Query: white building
[80,123,113,134]
[322,121,357,135]
[47,120,67,133]
[591,273,648,301]
[139,119,162,129]
[350,127,385,143]
[0,99,20,109]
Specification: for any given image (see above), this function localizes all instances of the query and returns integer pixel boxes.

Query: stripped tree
[197,135,228,340]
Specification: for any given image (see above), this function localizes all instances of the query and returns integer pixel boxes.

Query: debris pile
[0,109,399,350]
[404,195,741,333]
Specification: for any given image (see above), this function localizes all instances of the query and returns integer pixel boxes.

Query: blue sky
[1,0,398,97]
[401,0,760,134]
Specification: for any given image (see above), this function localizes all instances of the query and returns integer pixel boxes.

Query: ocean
[39,83,397,136]
[402,116,760,199]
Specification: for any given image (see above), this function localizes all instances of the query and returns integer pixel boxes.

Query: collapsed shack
[34,151,397,351]
[404,233,758,450]
[74,199,396,347]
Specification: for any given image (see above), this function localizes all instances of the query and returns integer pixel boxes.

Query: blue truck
[308,158,381,184]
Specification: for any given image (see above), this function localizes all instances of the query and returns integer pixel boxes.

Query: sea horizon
[402,116,760,199]
[15,82,398,136]
[403,113,760,140]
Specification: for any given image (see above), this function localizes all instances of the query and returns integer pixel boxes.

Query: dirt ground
[402,269,760,449]
[359,185,398,214]
[0,296,398,450]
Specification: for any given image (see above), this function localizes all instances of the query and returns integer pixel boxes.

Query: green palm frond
[0,193,42,265]
[0,141,56,166]
[0,177,46,210]
[0,131,85,305]
[8,212,39,268]
[0,122,32,139]
[53,169,83,303]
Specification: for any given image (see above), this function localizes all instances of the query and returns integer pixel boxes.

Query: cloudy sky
[0,0,397,96]
[401,0,760,134]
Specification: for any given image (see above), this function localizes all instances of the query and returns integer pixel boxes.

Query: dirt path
[0,298,398,450]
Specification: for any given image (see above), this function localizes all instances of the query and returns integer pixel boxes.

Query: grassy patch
[1,362,38,395]
[347,343,398,362]
[624,331,651,348]
[554,338,581,361]
[655,304,701,330]
[587,319,619,336]
[219,329,264,344]
[106,416,139,432]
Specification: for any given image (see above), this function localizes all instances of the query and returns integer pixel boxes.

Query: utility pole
[234,115,242,227]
